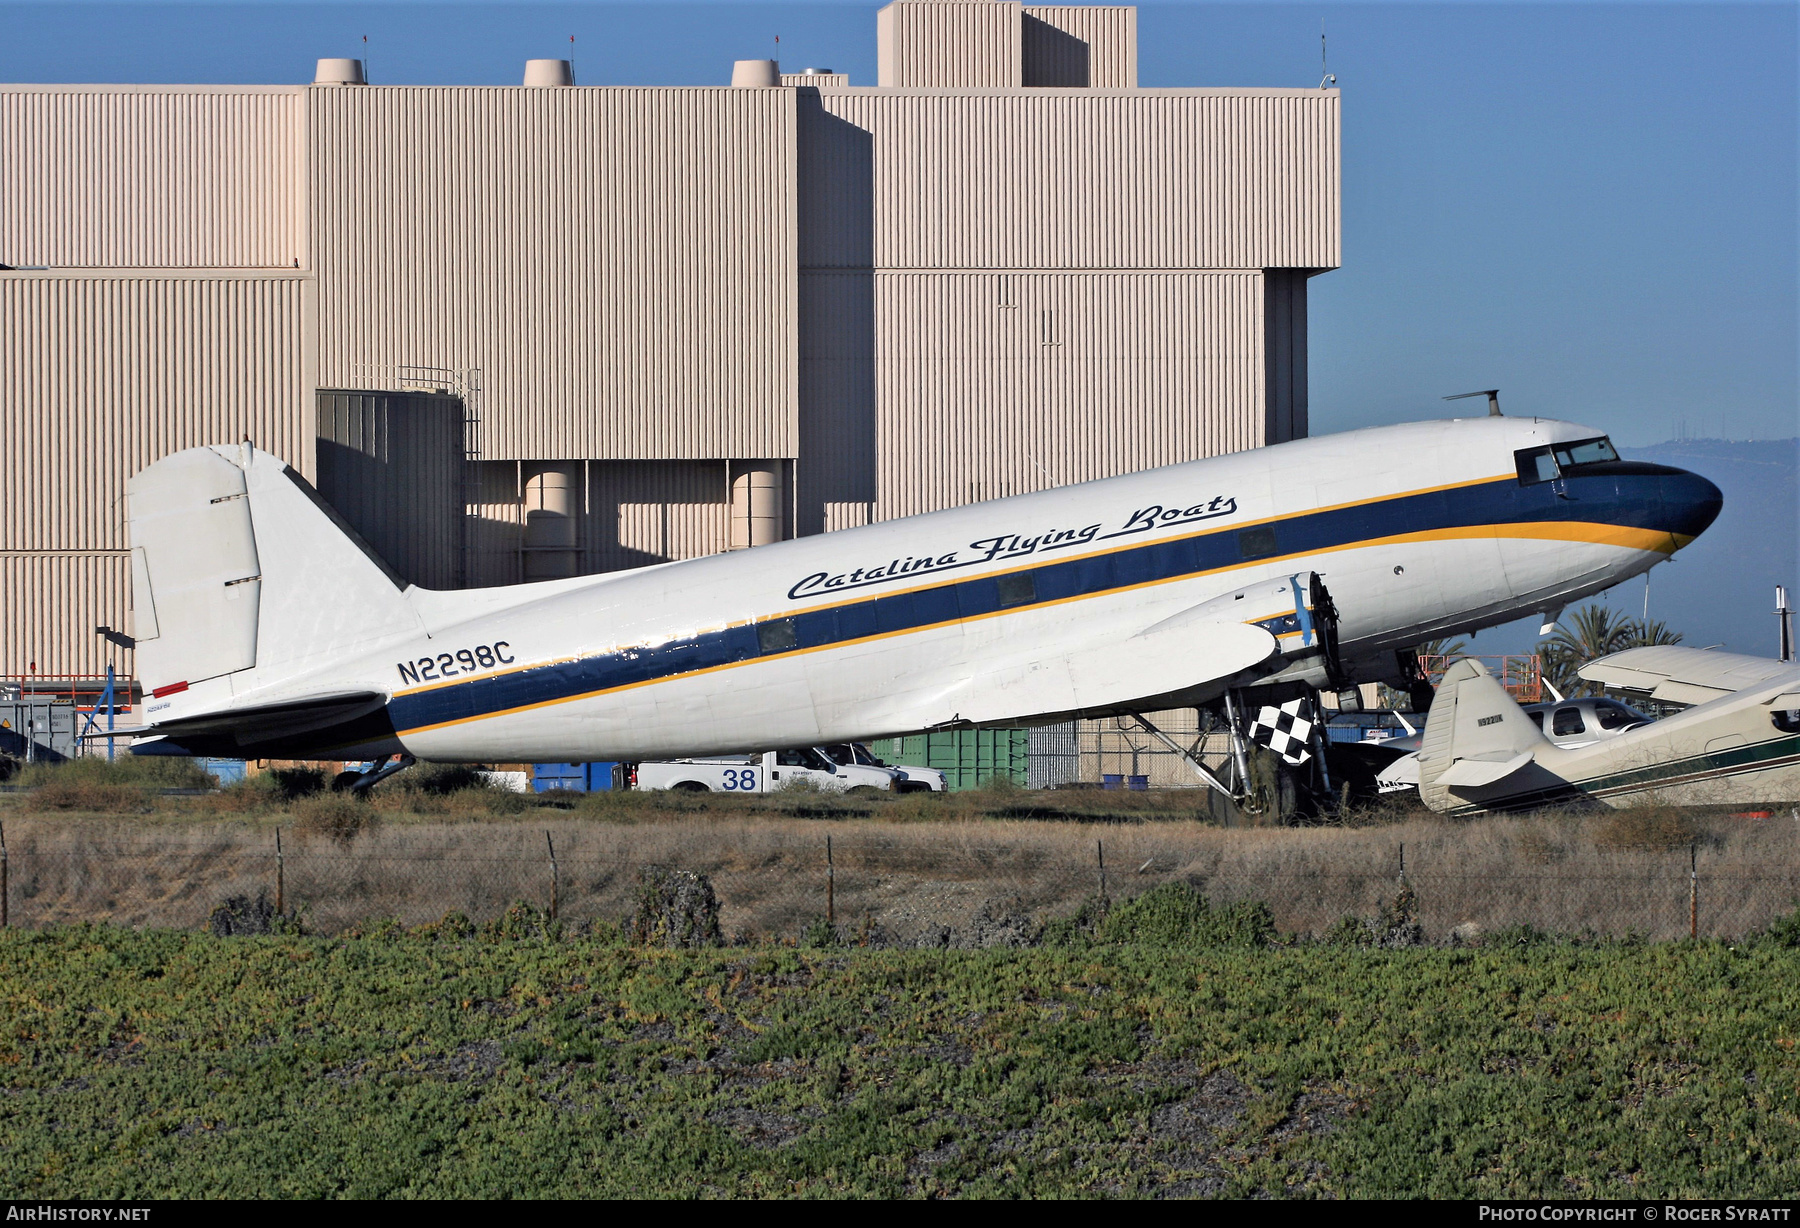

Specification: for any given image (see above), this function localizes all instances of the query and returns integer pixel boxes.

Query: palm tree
[1539,604,1681,697]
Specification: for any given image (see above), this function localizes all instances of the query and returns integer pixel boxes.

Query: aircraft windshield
[1514,436,1621,485]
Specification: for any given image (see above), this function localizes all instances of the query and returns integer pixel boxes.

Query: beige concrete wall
[0,87,304,269]
[879,2,1024,88]
[1022,6,1137,87]
[307,85,798,463]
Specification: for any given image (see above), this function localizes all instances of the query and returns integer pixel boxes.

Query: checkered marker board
[1247,699,1316,766]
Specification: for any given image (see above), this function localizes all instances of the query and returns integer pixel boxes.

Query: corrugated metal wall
[0,273,313,552]
[866,271,1264,519]
[0,552,132,679]
[307,86,799,462]
[315,390,466,589]
[879,2,1024,88]
[0,87,303,268]
[1022,6,1137,87]
[801,90,1339,271]
[0,273,310,676]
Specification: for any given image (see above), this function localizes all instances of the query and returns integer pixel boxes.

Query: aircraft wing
[90,691,389,743]
[1579,646,1800,706]
[928,617,1279,727]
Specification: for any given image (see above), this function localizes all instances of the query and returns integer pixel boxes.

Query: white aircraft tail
[128,444,423,695]
[1418,658,1552,809]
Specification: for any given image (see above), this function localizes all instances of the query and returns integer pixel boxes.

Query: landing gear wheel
[330,771,362,793]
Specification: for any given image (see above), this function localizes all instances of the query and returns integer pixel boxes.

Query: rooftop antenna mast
[1444,389,1502,417]
[1320,22,1335,88]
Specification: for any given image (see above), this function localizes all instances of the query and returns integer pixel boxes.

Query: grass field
[4,920,1800,1198]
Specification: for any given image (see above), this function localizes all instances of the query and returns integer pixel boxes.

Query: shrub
[207,891,298,937]
[294,792,378,846]
[262,766,328,800]
[1324,886,1425,949]
[16,754,213,791]
[799,916,841,948]
[24,780,154,814]
[1762,903,1800,949]
[1593,805,1697,853]
[483,901,559,942]
[1097,882,1277,948]
[626,866,722,948]
[1044,883,1276,949]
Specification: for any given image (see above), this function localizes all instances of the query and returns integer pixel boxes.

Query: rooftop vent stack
[730,59,780,87]
[801,67,832,75]
[524,59,575,87]
[314,58,367,85]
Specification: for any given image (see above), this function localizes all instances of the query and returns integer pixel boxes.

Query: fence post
[1689,842,1698,940]
[546,831,559,921]
[274,827,284,917]
[1398,841,1406,889]
[1,819,8,929]
[1097,838,1107,902]
[826,835,835,926]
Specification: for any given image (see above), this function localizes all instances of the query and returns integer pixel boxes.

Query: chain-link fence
[5,815,1799,943]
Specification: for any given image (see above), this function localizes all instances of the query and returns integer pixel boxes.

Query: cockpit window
[1592,699,1648,730]
[1514,436,1620,485]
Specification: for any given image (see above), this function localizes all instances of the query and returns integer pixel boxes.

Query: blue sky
[2,2,1793,448]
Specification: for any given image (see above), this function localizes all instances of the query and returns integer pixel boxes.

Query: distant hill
[1621,439,1797,655]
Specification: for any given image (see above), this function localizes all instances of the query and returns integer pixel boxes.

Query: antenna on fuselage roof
[1444,389,1502,417]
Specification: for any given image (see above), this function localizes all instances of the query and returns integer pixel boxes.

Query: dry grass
[4,800,1799,943]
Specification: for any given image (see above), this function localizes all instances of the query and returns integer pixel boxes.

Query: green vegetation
[4,914,1800,1198]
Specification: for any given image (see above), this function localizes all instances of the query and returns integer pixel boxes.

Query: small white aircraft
[1416,649,1800,814]
[114,417,1721,782]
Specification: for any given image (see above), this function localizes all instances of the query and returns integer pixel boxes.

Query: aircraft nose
[1660,468,1723,543]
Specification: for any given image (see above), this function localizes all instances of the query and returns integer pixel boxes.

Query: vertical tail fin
[128,444,423,695]
[1418,658,1552,810]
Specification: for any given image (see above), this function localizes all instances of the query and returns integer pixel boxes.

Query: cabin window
[1238,526,1279,560]
[1551,707,1587,737]
[1773,709,1800,734]
[756,618,797,654]
[996,571,1037,608]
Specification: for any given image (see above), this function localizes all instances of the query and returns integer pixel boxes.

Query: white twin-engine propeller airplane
[114,417,1721,779]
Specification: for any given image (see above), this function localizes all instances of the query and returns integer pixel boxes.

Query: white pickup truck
[627,747,899,794]
[820,742,947,793]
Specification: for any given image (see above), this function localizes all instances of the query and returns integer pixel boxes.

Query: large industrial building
[1,0,1340,740]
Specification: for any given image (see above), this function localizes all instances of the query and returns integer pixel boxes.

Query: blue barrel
[1128,774,1148,791]
[1102,773,1124,790]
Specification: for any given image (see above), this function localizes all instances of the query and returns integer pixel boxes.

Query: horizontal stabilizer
[89,692,388,744]
[1437,751,1535,788]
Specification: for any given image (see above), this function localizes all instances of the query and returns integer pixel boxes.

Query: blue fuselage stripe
[387,471,1687,734]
